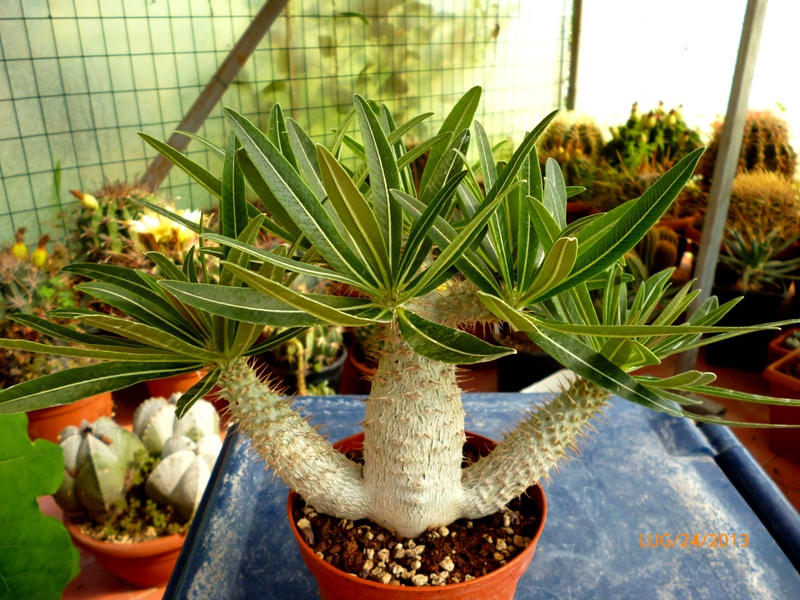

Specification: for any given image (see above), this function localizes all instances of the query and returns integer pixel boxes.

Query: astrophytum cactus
[145,433,223,519]
[54,417,146,515]
[133,393,220,456]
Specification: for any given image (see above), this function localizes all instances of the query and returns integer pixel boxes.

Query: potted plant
[705,227,800,372]
[763,348,800,462]
[263,324,347,394]
[2,89,800,598]
[53,395,222,587]
[0,229,112,441]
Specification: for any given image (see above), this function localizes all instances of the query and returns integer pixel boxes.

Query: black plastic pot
[705,285,786,372]
[266,347,348,394]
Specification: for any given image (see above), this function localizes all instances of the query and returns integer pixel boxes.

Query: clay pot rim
[768,327,800,358]
[27,391,112,419]
[64,517,185,558]
[764,346,800,388]
[286,431,547,594]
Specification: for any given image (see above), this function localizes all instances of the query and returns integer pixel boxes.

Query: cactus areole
[2,90,800,546]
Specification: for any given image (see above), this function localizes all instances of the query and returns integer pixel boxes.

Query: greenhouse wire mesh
[0,0,572,246]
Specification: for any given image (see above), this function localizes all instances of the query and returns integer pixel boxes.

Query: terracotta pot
[767,327,800,363]
[288,432,547,600]
[146,370,206,398]
[65,518,185,588]
[762,349,800,462]
[341,349,377,395]
[27,392,113,442]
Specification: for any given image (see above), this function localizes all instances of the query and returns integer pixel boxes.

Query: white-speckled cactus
[54,417,146,515]
[4,90,800,540]
[133,394,220,456]
[145,433,223,519]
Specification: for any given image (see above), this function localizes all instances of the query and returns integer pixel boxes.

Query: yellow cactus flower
[31,234,50,267]
[69,189,99,211]
[12,228,28,260]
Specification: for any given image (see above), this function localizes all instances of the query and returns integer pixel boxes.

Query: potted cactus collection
[0,229,112,441]
[53,394,221,587]
[3,89,800,598]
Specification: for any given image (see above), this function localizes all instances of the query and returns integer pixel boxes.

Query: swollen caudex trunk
[222,338,609,539]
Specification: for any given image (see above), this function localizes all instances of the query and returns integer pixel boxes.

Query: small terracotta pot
[65,519,185,588]
[27,392,113,442]
[288,432,547,600]
[146,370,206,398]
[767,327,800,363]
[762,349,800,462]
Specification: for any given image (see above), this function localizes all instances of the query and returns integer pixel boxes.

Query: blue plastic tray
[166,394,800,599]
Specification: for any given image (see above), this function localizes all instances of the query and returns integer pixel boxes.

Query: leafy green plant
[0,413,79,600]
[2,89,800,549]
[719,228,800,293]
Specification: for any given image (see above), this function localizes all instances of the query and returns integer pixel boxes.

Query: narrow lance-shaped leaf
[139,133,221,197]
[520,236,578,304]
[353,94,403,270]
[396,309,513,364]
[0,339,191,362]
[225,108,376,288]
[380,104,415,195]
[6,314,147,349]
[420,86,482,196]
[286,118,325,199]
[175,370,221,418]
[220,131,249,254]
[316,144,390,289]
[537,147,705,302]
[0,362,204,414]
[545,158,567,228]
[237,148,300,240]
[327,108,356,156]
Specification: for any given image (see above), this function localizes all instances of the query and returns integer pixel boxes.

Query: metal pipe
[139,0,291,192]
[675,0,769,374]
[566,0,582,110]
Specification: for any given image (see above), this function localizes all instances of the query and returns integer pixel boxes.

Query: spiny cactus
[697,110,797,184]
[537,113,605,190]
[54,417,147,515]
[133,393,220,456]
[726,170,800,239]
[603,102,703,171]
[268,325,344,373]
[145,433,223,520]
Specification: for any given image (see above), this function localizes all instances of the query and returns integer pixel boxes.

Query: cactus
[603,102,703,171]
[145,434,223,520]
[726,170,800,239]
[54,418,147,515]
[698,110,797,185]
[537,113,605,190]
[133,393,220,456]
[268,325,344,373]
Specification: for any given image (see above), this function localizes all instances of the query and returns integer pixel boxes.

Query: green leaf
[396,309,513,364]
[219,214,266,288]
[420,86,482,195]
[521,236,578,303]
[391,191,501,295]
[75,281,196,341]
[175,370,221,418]
[139,133,221,197]
[0,338,190,362]
[0,414,79,599]
[161,281,350,327]
[221,262,389,327]
[398,171,468,284]
[76,313,217,360]
[286,118,325,198]
[638,371,717,389]
[7,314,146,348]
[316,144,390,288]
[327,108,356,156]
[237,148,300,239]
[544,158,567,228]
[339,11,369,24]
[175,130,225,158]
[474,120,497,190]
[354,94,403,270]
[419,129,471,206]
[201,233,367,289]
[404,179,515,298]
[267,104,298,170]
[380,104,415,195]
[244,327,306,356]
[0,362,203,414]
[220,131,249,252]
[526,195,561,251]
[225,108,375,288]
[540,148,705,301]
[132,197,208,235]
[63,262,164,298]
[146,251,188,282]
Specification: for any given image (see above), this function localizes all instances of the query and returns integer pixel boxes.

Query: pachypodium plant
[2,89,800,542]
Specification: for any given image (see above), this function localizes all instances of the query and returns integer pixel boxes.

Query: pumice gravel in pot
[2,89,800,595]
